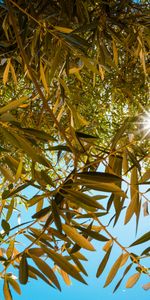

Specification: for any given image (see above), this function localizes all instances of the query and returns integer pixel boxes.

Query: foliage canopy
[0,0,150,298]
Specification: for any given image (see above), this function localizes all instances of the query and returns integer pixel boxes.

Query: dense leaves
[0,0,149,299]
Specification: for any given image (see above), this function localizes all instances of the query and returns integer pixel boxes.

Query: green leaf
[129,231,150,247]
[96,245,113,278]
[19,253,28,284]
[104,254,123,287]
[62,224,95,251]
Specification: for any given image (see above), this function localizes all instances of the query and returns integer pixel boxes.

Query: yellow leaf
[3,58,11,85]
[76,111,89,126]
[103,240,113,252]
[74,71,83,82]
[15,159,23,181]
[69,67,82,74]
[53,97,60,114]
[18,103,29,108]
[62,224,95,251]
[104,254,123,287]
[112,39,118,65]
[30,255,61,290]
[122,149,128,175]
[125,167,139,224]
[3,278,12,300]
[59,78,71,97]
[42,246,87,285]
[99,65,105,80]
[139,48,147,75]
[24,64,32,80]
[0,96,28,115]
[119,253,129,268]
[0,165,14,182]
[40,61,49,94]
[10,62,17,85]
[60,269,72,286]
[6,239,14,259]
[54,26,73,33]
[57,104,65,122]
[8,278,21,295]
[126,273,140,288]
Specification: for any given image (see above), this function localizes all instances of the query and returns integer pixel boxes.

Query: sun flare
[138,111,150,139]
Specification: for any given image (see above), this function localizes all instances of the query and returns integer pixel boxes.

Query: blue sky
[0,185,149,300]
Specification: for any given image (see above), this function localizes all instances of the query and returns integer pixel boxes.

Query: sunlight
[136,102,150,139]
[138,111,150,139]
[143,113,150,130]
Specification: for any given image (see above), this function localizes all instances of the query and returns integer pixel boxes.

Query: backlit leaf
[113,263,132,293]
[66,190,106,209]
[60,269,72,286]
[9,278,21,295]
[54,26,73,33]
[3,278,12,300]
[28,265,54,287]
[10,62,17,85]
[124,167,139,224]
[42,246,87,285]
[40,61,49,94]
[96,245,112,278]
[3,58,11,85]
[104,254,123,287]
[30,255,61,291]
[62,224,95,251]
[126,273,140,288]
